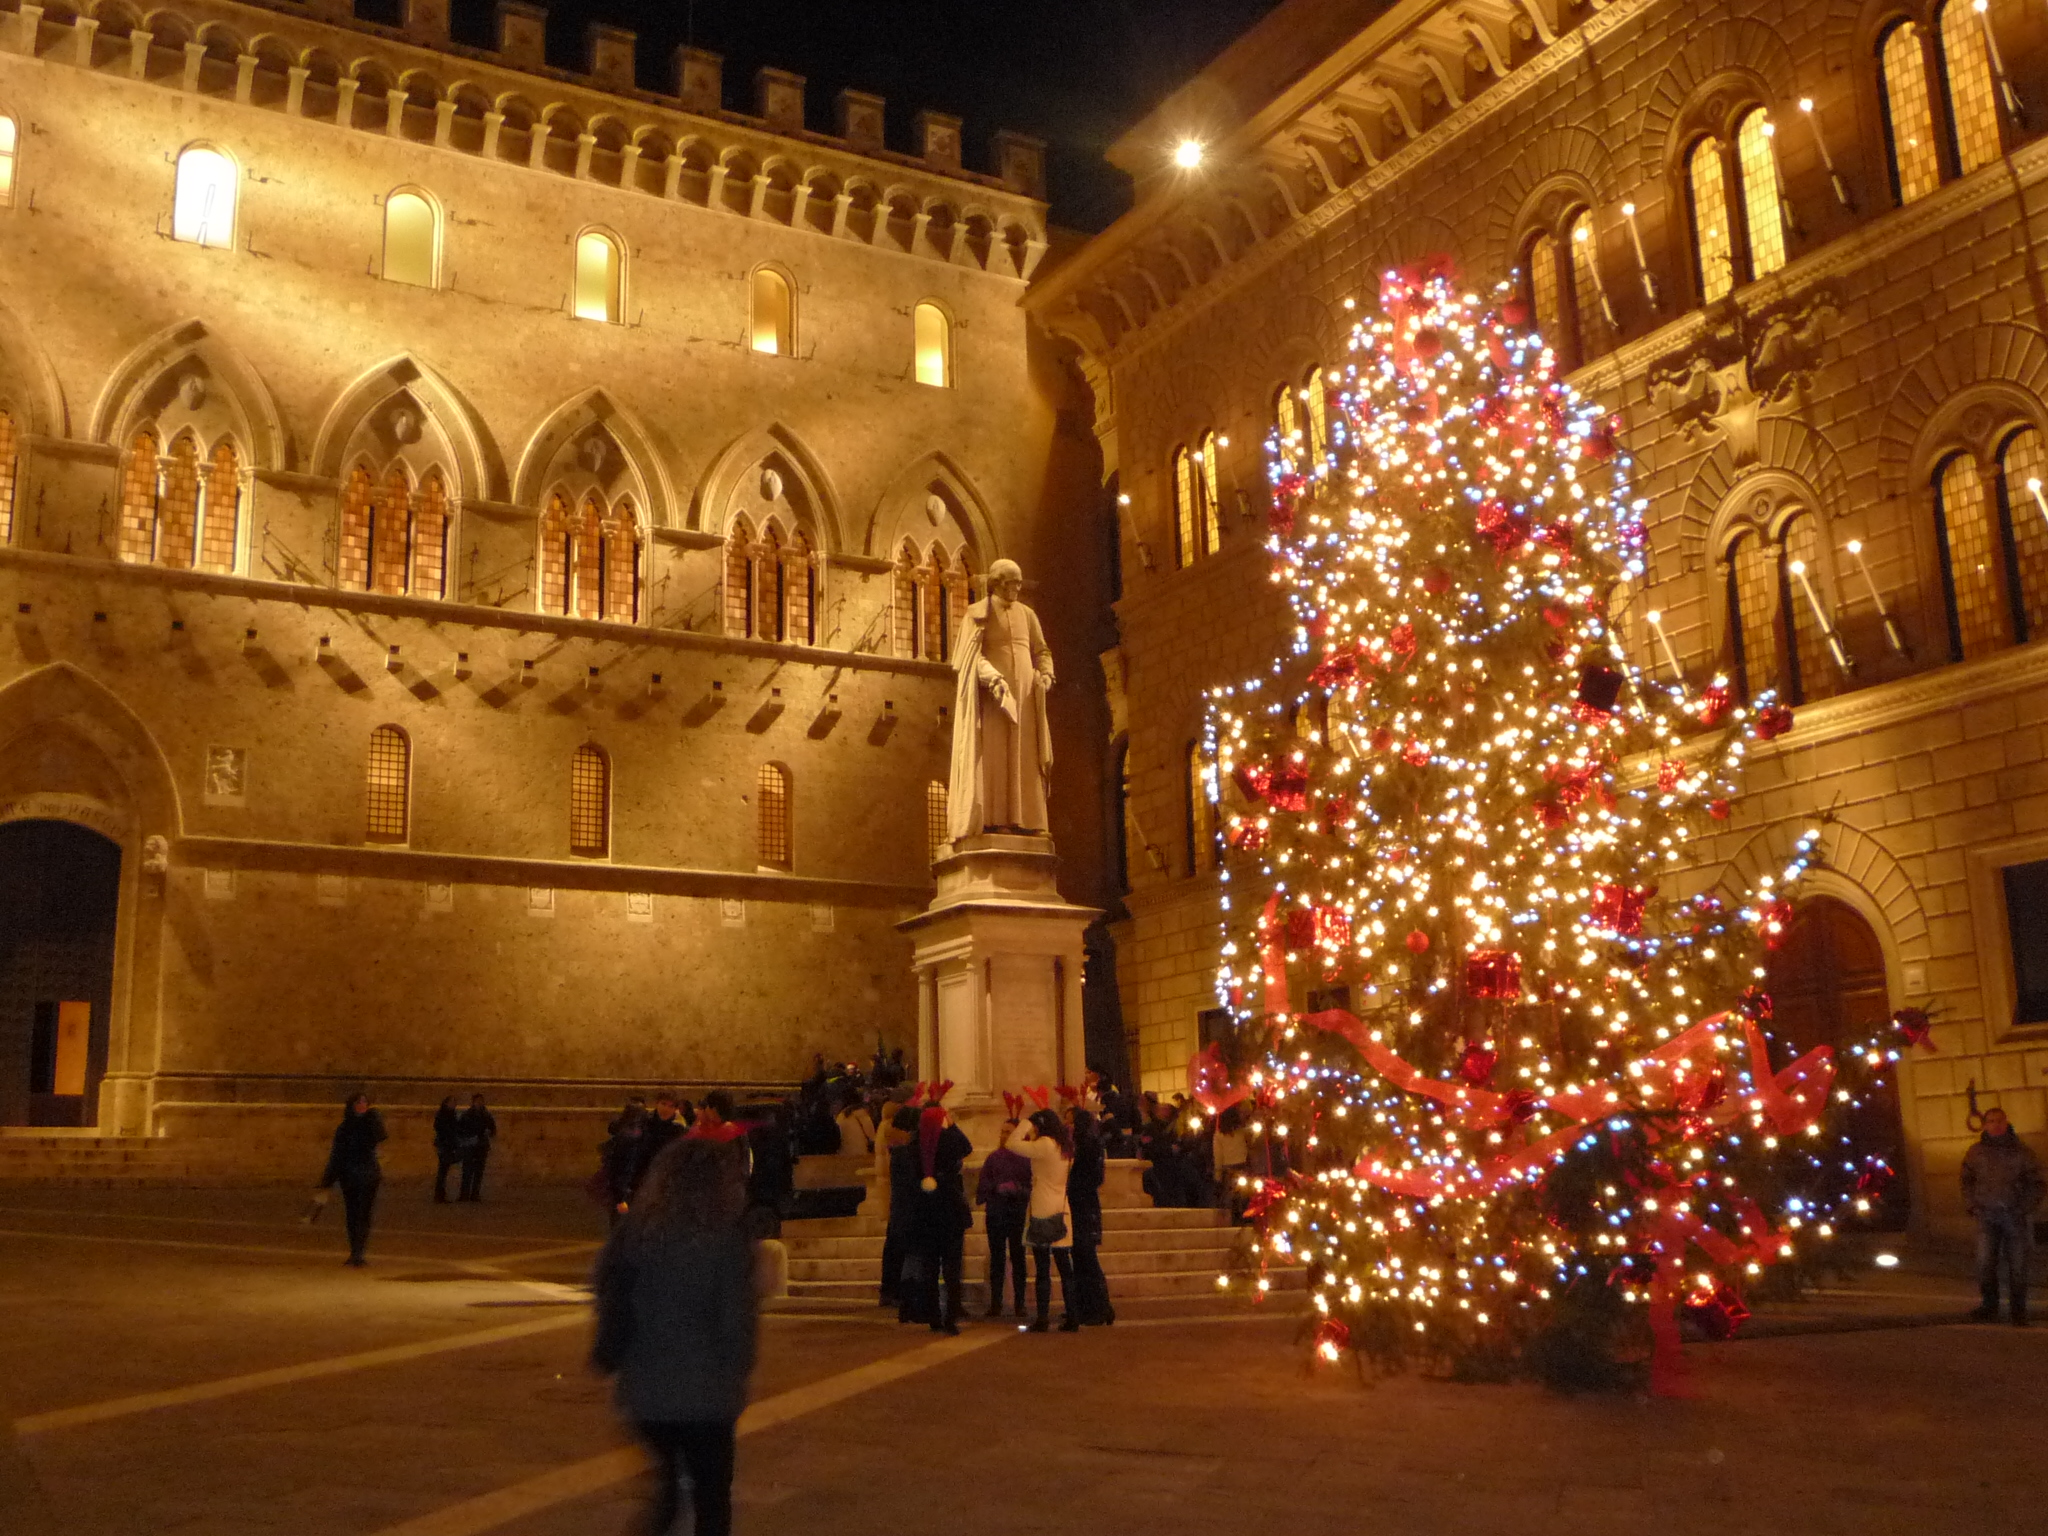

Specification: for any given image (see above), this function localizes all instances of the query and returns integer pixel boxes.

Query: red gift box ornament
[1757,897,1795,949]
[1588,883,1653,936]
[1456,1042,1498,1086]
[1267,763,1310,812]
[1657,759,1683,794]
[1226,818,1268,853]
[1287,905,1350,951]
[1754,703,1795,741]
[1285,907,1316,950]
[1387,621,1418,665]
[1401,738,1434,767]
[1698,682,1733,726]
[1855,1159,1897,1197]
[1309,644,1362,690]
[1232,762,1274,805]
[1683,1280,1751,1340]
[1464,950,1523,999]
[1892,1006,1935,1049]
[1574,664,1625,717]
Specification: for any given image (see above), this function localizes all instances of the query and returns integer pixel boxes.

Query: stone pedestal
[898,833,1099,1152]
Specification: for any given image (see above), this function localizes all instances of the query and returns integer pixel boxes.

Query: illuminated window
[1525,231,1568,361]
[372,466,412,595]
[895,538,922,657]
[1304,369,1330,462]
[922,546,949,660]
[750,268,792,355]
[755,522,784,640]
[1997,427,2048,641]
[412,471,450,599]
[756,762,792,870]
[1939,0,2002,175]
[1879,22,1942,204]
[570,744,610,858]
[1274,385,1301,470]
[539,491,573,614]
[1779,514,1835,704]
[913,301,951,387]
[199,440,241,574]
[0,409,18,544]
[1568,212,1605,362]
[119,433,162,564]
[157,434,202,571]
[1185,741,1215,876]
[726,517,756,637]
[1197,431,1223,556]
[383,190,438,287]
[0,116,17,208]
[1725,530,1778,700]
[571,494,605,620]
[1687,138,1734,303]
[948,549,973,654]
[338,466,374,588]
[1936,452,2004,660]
[1735,110,1786,280]
[925,781,949,864]
[601,496,641,625]
[573,230,621,323]
[1173,446,1196,570]
[783,527,815,645]
[172,145,238,249]
[364,725,411,843]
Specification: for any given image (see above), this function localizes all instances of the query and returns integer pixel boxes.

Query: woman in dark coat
[318,1092,388,1266]
[431,1095,462,1204]
[902,1105,974,1334]
[457,1093,497,1202]
[591,1137,758,1536]
[1067,1109,1115,1326]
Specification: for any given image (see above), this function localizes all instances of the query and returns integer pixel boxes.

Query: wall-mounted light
[1173,139,1206,170]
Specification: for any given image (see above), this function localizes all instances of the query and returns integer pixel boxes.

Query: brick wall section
[1061,0,2048,1232]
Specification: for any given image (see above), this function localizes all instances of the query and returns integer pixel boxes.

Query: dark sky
[441,0,1286,230]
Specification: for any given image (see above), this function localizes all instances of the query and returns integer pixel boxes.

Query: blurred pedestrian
[876,1105,917,1307]
[591,1138,758,1536]
[457,1093,497,1202]
[975,1119,1031,1319]
[602,1101,646,1226]
[632,1093,689,1200]
[1068,1108,1115,1326]
[431,1094,462,1204]
[1963,1106,2043,1326]
[1013,1109,1077,1332]
[834,1085,876,1157]
[317,1092,387,1267]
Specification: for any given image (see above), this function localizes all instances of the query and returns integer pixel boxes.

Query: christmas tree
[1201,260,1920,1390]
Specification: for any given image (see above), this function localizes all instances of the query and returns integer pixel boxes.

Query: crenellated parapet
[2,0,1051,278]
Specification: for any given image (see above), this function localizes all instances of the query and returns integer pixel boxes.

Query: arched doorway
[0,820,122,1127]
[1764,895,1909,1229]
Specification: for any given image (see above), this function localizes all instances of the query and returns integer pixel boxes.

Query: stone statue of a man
[947,558,1055,841]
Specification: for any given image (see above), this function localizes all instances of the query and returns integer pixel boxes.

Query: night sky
[437,0,1287,230]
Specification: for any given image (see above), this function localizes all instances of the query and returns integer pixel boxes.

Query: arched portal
[1764,895,1909,1230]
[0,820,122,1126]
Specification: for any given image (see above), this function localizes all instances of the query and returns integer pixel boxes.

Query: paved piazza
[0,1185,2039,1536]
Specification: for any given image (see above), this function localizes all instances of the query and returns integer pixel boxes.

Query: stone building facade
[0,0,1111,1164]
[1030,0,2048,1235]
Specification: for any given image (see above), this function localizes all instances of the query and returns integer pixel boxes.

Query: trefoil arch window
[894,539,970,659]
[118,430,242,573]
[751,267,793,355]
[540,489,640,622]
[172,145,238,249]
[364,725,411,844]
[726,517,816,643]
[913,301,951,387]
[383,189,440,288]
[570,744,610,858]
[339,463,451,597]
[756,762,792,870]
[573,230,623,323]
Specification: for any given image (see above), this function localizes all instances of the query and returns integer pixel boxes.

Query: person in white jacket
[1012,1109,1078,1332]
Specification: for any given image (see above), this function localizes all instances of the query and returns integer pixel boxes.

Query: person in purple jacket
[975,1119,1032,1319]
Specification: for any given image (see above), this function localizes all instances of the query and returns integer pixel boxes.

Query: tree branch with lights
[1201,261,1925,1391]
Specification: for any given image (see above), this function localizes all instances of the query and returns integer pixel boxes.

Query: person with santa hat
[900,1094,973,1333]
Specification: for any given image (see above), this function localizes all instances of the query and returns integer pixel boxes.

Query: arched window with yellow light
[1878,20,1942,204]
[1936,0,2003,176]
[1686,136,1735,303]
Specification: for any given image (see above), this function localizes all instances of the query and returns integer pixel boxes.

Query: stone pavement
[3,1185,2044,1536]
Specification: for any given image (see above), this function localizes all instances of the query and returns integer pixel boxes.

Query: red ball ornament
[1501,299,1532,328]
[1405,929,1431,954]
[1754,703,1795,741]
[1422,565,1453,595]
[1412,328,1444,359]
[1540,603,1572,630]
[1707,798,1732,820]
[1456,1042,1499,1086]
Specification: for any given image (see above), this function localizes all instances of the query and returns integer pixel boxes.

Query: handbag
[1026,1212,1067,1246]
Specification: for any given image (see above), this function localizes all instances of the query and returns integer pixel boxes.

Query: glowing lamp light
[1174,139,1207,170]
[1874,1252,1900,1269]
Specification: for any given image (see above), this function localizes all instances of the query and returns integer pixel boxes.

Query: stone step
[788,1243,1241,1283]
[781,1205,1229,1240]
[787,1265,1303,1303]
[783,1224,1245,1260]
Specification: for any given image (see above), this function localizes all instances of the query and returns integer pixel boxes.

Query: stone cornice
[173,832,932,909]
[0,546,955,679]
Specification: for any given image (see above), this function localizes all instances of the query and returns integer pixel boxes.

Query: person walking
[431,1094,462,1204]
[975,1119,1031,1319]
[1067,1108,1115,1326]
[1013,1109,1077,1332]
[591,1138,758,1536]
[457,1093,497,1202]
[903,1105,973,1334]
[1962,1106,2044,1325]
[875,1105,917,1308]
[317,1092,387,1267]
